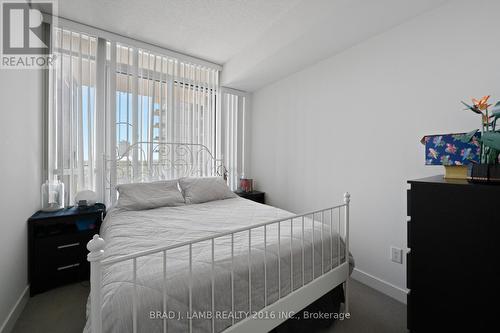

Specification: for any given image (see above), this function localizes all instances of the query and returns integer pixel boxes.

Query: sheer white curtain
[48,27,97,205]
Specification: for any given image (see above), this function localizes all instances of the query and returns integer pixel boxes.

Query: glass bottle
[41,176,64,211]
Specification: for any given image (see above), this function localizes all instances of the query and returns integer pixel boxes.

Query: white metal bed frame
[87,142,350,333]
[110,141,227,184]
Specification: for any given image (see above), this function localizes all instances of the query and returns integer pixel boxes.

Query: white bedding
[84,197,353,333]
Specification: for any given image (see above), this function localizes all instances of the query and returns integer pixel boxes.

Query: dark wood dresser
[28,204,105,295]
[406,176,498,332]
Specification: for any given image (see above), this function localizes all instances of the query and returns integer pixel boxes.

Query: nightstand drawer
[32,215,101,238]
[34,232,91,265]
[32,260,88,294]
[40,259,85,276]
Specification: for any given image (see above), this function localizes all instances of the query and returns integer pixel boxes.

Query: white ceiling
[57,0,448,92]
[58,0,302,64]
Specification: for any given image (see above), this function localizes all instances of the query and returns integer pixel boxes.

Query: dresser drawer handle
[57,263,80,271]
[57,242,80,249]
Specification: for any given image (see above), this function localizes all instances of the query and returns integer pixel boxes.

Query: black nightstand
[235,191,265,204]
[28,203,105,296]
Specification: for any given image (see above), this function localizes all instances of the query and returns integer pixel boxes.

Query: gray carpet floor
[12,279,406,333]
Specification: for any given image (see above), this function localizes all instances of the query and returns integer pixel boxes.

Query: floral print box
[422,132,481,166]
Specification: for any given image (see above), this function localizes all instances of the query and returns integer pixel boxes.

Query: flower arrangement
[461,95,500,164]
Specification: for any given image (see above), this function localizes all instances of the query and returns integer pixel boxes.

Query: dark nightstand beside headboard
[28,204,105,295]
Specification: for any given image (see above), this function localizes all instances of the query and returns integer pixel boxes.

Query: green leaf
[490,102,500,117]
[461,101,482,114]
[461,101,472,108]
[487,148,499,164]
[482,131,500,151]
[462,129,479,142]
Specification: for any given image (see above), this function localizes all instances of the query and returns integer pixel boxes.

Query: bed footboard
[87,193,351,333]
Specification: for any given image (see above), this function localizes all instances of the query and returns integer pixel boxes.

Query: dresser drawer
[407,220,412,248]
[406,251,411,289]
[407,291,412,330]
[406,189,411,217]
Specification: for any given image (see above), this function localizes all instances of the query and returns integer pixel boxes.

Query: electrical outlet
[391,246,403,264]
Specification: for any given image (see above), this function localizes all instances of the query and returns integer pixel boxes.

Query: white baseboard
[0,285,29,333]
[351,268,408,304]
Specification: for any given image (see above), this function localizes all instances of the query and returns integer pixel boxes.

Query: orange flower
[472,95,491,111]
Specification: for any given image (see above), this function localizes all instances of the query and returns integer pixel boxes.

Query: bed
[84,142,353,333]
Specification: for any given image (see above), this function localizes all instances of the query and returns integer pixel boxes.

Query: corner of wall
[351,268,408,304]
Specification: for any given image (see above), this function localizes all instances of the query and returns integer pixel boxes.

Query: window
[110,45,219,197]
[47,23,246,205]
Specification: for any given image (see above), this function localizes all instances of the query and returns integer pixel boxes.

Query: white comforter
[84,197,352,333]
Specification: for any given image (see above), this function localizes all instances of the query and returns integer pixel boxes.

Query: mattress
[83,197,353,333]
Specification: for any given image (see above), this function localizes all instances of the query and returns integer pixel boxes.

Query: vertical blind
[108,43,219,202]
[48,27,97,205]
[221,91,247,191]
[48,25,244,205]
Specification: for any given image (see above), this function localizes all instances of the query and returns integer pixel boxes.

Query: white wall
[0,69,44,332]
[249,0,500,300]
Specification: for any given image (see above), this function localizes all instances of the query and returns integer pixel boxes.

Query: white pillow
[179,177,237,204]
[116,180,185,210]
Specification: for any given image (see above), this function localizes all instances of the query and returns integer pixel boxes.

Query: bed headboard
[107,142,226,188]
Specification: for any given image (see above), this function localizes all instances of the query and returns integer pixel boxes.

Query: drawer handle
[57,242,80,249]
[57,263,80,271]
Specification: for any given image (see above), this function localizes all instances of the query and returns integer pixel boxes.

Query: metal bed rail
[86,193,350,333]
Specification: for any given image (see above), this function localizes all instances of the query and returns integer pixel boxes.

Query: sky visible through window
[116,91,160,143]
[81,89,159,161]
[81,86,94,161]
